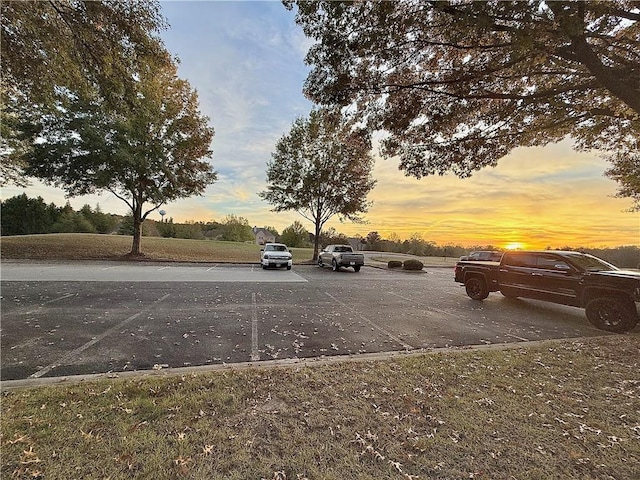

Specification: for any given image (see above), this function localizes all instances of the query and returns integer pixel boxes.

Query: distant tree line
[152,214,256,242]
[2,194,638,268]
[0,195,260,243]
[362,230,490,259]
[1,194,119,236]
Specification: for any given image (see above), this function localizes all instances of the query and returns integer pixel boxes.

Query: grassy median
[2,335,639,479]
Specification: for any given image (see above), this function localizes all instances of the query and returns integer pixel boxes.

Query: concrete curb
[0,335,617,391]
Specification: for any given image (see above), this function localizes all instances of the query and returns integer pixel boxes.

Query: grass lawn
[2,336,639,479]
[1,234,639,478]
[0,233,315,264]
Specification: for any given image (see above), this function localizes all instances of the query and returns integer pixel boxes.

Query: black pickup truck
[454,250,640,333]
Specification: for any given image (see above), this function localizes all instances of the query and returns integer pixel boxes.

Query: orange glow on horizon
[504,242,526,250]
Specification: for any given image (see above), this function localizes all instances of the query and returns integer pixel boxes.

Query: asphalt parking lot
[1,261,618,383]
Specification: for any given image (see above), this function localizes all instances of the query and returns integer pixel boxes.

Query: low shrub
[387,260,403,269]
[403,259,424,271]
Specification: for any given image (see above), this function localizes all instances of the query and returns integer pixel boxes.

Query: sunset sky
[3,1,638,249]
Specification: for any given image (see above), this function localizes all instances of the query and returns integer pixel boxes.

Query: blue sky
[2,0,639,248]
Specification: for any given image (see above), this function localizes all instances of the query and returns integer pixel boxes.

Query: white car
[260,243,292,270]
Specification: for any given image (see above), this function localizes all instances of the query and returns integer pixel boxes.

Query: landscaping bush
[403,259,424,271]
[388,260,403,269]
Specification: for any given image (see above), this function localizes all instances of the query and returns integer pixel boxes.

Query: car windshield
[567,253,618,272]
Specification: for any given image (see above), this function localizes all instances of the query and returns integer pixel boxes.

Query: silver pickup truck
[318,244,365,272]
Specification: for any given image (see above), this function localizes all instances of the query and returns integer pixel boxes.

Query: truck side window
[536,255,570,271]
[503,253,536,267]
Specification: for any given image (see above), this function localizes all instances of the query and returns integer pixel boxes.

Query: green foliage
[4,0,215,257]
[1,1,170,188]
[117,215,151,237]
[406,233,437,257]
[319,227,350,247]
[260,108,376,259]
[1,0,169,109]
[52,211,96,234]
[118,215,135,236]
[280,220,310,247]
[387,260,403,269]
[175,222,205,240]
[290,1,640,181]
[18,59,216,255]
[79,204,118,234]
[604,151,640,212]
[1,195,120,236]
[0,193,60,235]
[220,215,253,242]
[156,219,177,238]
[402,259,424,271]
[366,231,383,251]
[0,91,30,187]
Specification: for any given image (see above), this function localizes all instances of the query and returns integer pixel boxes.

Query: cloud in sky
[2,1,638,248]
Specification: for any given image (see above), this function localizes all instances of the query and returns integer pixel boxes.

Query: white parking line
[504,332,530,342]
[251,293,260,361]
[388,292,466,319]
[29,293,171,379]
[26,293,76,314]
[324,292,414,350]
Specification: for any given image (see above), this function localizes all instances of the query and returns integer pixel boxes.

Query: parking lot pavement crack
[28,293,171,379]
[323,292,414,351]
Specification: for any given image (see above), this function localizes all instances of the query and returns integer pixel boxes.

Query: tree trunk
[313,220,322,261]
[130,203,143,256]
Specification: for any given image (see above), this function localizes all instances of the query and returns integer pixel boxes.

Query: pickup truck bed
[454,250,640,333]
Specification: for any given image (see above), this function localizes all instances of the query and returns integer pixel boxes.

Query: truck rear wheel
[585,296,638,333]
[354,265,361,272]
[332,259,340,272]
[465,276,489,300]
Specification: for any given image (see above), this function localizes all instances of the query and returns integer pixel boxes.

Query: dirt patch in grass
[2,335,639,479]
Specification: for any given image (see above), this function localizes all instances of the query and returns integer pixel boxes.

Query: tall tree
[286,1,640,178]
[18,60,217,256]
[260,108,376,260]
[1,0,170,186]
